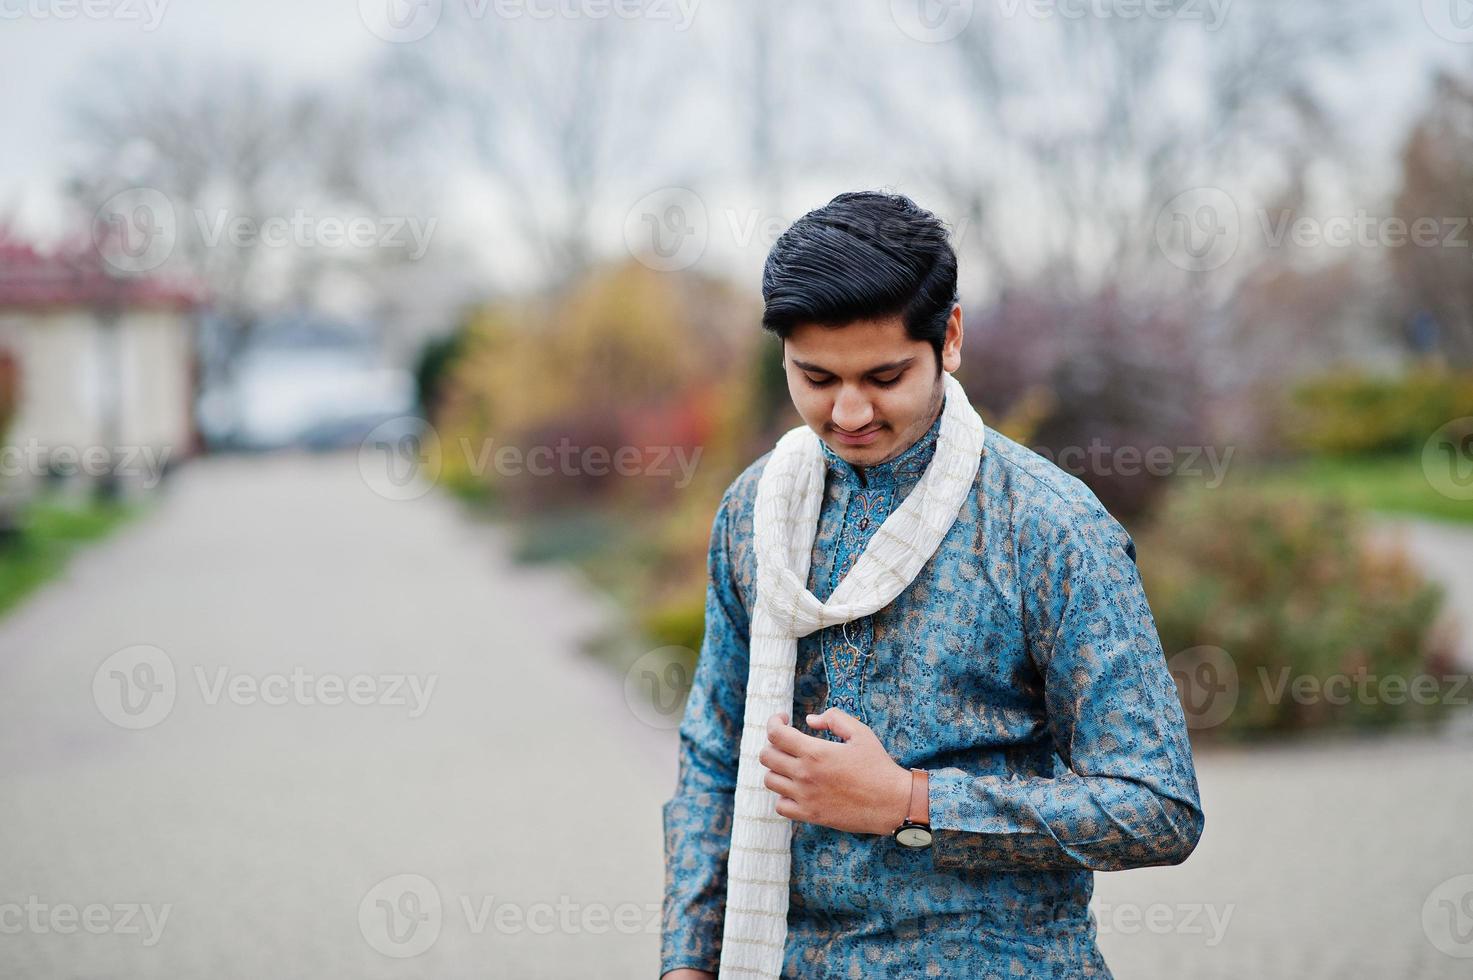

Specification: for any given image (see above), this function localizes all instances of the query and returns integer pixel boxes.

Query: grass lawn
[1216,452,1473,525]
[0,495,140,619]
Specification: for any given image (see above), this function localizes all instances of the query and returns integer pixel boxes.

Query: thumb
[806,707,862,741]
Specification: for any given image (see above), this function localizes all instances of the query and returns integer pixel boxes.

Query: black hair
[760,190,958,367]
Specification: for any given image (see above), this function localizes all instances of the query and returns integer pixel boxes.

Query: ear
[941,304,963,373]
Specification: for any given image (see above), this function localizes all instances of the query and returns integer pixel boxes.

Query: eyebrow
[791,356,917,376]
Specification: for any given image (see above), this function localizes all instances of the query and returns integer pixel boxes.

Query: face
[782,306,963,469]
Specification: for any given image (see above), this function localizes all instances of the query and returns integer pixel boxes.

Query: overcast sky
[0,0,381,234]
[2,0,1470,269]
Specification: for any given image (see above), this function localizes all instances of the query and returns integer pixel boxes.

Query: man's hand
[758,707,912,836]
[660,971,714,980]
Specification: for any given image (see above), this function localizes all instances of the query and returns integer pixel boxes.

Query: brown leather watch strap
[906,768,930,826]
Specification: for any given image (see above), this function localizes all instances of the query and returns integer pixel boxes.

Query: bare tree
[906,0,1374,299]
[732,0,784,214]
[65,54,432,378]
[1392,69,1473,368]
[377,11,695,289]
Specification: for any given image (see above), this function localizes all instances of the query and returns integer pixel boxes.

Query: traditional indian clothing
[661,379,1204,978]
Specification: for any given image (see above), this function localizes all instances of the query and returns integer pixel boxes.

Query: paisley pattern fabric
[661,408,1205,978]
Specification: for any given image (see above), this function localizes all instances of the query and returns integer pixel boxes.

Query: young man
[660,191,1203,979]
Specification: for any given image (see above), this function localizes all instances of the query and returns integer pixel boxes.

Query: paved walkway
[0,455,1469,978]
[1093,726,1473,979]
[0,452,672,978]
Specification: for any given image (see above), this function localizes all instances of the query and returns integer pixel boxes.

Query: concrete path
[1093,726,1473,979]
[0,451,672,979]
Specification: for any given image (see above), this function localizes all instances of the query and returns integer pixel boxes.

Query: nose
[831,384,874,432]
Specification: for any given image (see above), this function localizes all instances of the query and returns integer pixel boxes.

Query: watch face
[896,825,933,849]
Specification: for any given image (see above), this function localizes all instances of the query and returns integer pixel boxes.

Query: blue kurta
[660,407,1205,978]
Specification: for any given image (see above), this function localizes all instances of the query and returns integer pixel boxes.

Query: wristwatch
[892,768,932,849]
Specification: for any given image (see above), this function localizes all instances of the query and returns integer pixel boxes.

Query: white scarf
[717,371,987,979]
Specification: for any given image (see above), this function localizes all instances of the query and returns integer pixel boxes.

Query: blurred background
[1,1,1472,977]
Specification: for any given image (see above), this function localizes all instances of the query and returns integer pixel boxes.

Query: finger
[774,796,804,822]
[758,743,801,777]
[768,716,820,757]
[762,770,800,800]
[806,707,864,741]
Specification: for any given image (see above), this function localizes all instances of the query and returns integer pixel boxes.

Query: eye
[802,373,835,388]
[871,373,903,388]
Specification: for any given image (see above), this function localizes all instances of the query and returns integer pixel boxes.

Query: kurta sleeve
[926,491,1205,873]
[660,486,751,976]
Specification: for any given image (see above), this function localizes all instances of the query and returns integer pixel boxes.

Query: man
[660,191,1204,979]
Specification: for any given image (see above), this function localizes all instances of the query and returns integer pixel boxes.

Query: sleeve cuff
[926,766,1016,835]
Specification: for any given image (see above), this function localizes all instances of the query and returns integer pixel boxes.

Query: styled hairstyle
[760,190,958,366]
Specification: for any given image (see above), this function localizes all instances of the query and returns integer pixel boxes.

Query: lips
[832,425,882,446]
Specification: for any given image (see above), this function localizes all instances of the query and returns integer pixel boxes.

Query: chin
[827,438,891,465]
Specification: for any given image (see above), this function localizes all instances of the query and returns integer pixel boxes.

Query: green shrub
[1285,366,1473,457]
[0,349,17,446]
[0,498,136,618]
[638,595,706,656]
[1137,485,1463,737]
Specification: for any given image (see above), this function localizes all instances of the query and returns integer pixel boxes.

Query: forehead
[783,316,920,370]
